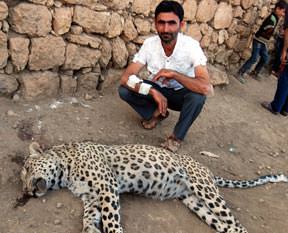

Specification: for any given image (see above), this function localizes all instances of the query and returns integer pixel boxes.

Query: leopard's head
[21,142,60,197]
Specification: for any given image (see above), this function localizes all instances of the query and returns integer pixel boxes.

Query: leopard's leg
[98,187,123,233]
[82,198,102,233]
[182,194,229,233]
[189,183,248,233]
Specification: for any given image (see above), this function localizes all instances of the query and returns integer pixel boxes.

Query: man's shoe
[235,71,246,84]
[280,111,288,116]
[250,71,261,81]
[261,101,279,115]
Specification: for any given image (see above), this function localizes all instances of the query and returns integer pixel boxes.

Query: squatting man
[118,0,213,152]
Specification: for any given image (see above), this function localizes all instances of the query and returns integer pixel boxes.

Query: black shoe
[261,101,279,115]
[280,111,288,116]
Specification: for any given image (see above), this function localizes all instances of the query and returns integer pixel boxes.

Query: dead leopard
[19,141,288,233]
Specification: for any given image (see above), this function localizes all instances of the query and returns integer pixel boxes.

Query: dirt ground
[0,72,288,233]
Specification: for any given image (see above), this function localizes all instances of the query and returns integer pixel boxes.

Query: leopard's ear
[29,142,43,158]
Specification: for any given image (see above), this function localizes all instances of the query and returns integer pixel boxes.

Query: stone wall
[0,0,280,99]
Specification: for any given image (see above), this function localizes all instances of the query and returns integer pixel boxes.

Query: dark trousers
[239,39,269,74]
[118,80,206,140]
[271,66,288,113]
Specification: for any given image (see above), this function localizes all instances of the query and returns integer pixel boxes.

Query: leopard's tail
[214,174,288,188]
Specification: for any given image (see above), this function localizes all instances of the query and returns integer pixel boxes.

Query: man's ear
[29,142,43,158]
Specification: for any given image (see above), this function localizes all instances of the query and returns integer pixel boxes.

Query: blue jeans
[271,66,288,113]
[239,39,269,74]
[118,80,206,140]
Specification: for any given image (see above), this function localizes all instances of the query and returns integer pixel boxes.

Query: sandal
[160,135,181,153]
[141,111,169,130]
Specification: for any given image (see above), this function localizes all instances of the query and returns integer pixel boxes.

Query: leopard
[20,141,288,233]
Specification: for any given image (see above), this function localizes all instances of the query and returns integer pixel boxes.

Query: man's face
[276,8,285,18]
[155,12,183,44]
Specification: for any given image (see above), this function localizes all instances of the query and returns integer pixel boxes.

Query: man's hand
[150,88,167,116]
[152,69,176,84]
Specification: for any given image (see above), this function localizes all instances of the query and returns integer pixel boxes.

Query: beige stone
[218,30,228,45]
[0,74,19,96]
[213,2,233,29]
[62,0,100,9]
[73,6,111,34]
[77,72,99,93]
[71,25,83,35]
[29,36,66,71]
[132,0,151,16]
[200,35,211,48]
[60,74,77,95]
[9,3,52,37]
[28,0,48,4]
[102,68,123,89]
[134,18,151,35]
[233,6,244,18]
[123,17,138,41]
[99,37,112,68]
[67,33,102,48]
[184,23,202,42]
[19,71,60,100]
[0,31,8,69]
[111,37,128,68]
[106,12,124,38]
[2,20,9,33]
[126,42,137,57]
[241,0,254,9]
[196,0,217,23]
[0,1,8,20]
[232,0,241,6]
[243,8,257,25]
[102,0,131,10]
[183,0,197,21]
[207,64,229,85]
[225,34,239,49]
[64,43,101,70]
[150,0,162,13]
[9,37,30,71]
[259,6,269,18]
[53,7,73,35]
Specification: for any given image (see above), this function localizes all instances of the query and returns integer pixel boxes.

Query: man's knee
[118,85,131,101]
[184,92,206,106]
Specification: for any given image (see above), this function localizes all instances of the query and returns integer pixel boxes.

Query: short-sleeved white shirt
[133,33,207,90]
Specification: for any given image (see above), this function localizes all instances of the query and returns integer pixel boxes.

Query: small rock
[54,219,61,225]
[266,166,271,170]
[13,94,20,102]
[56,202,63,209]
[7,110,18,117]
[259,198,264,203]
[84,93,93,100]
[42,198,47,203]
[236,207,241,212]
[252,215,257,220]
[256,171,261,175]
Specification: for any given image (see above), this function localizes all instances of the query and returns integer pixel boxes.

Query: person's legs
[253,43,269,75]
[172,91,206,140]
[118,85,157,120]
[271,66,288,112]
[238,39,261,75]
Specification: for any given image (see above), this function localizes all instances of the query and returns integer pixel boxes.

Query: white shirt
[133,33,207,90]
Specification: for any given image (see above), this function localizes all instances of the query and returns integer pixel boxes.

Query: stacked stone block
[0,0,280,99]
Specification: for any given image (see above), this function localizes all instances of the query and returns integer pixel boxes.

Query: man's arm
[120,62,168,116]
[281,28,288,64]
[152,65,213,96]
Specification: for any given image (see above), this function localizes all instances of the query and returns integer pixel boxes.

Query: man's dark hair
[155,0,184,22]
[275,0,286,9]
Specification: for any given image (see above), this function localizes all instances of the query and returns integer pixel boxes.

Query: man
[118,0,212,152]
[261,4,288,116]
[237,0,286,83]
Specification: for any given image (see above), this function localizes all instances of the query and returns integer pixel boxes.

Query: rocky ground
[0,72,288,233]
